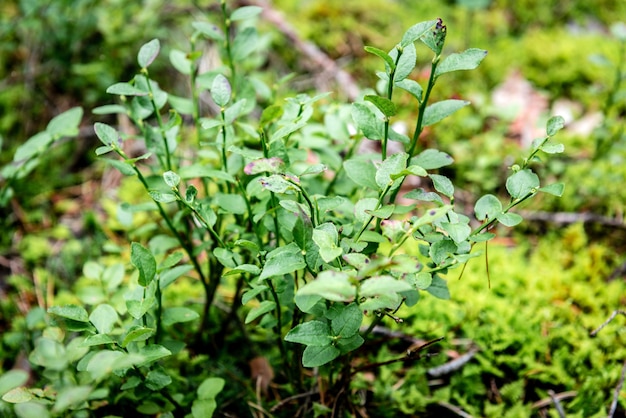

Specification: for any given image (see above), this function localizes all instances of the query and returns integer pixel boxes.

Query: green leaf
[13,131,52,162]
[168,94,194,115]
[429,174,454,198]
[423,100,469,126]
[163,307,200,326]
[391,42,416,82]
[506,169,539,199]
[13,402,50,418]
[401,20,438,46]
[258,174,295,193]
[192,22,224,41]
[106,82,147,96]
[412,205,453,229]
[169,49,192,75]
[93,104,127,115]
[294,294,324,315]
[211,74,231,107]
[12,131,49,162]
[163,170,180,188]
[192,400,217,418]
[364,46,396,70]
[86,351,132,381]
[223,264,261,277]
[360,276,413,297]
[214,193,246,215]
[46,107,83,138]
[331,303,363,337]
[121,326,154,347]
[376,152,409,190]
[179,165,236,182]
[198,377,225,401]
[230,5,262,20]
[285,321,333,346]
[48,304,89,322]
[440,222,471,243]
[159,264,193,290]
[242,285,268,305]
[245,300,276,324]
[0,370,29,397]
[410,272,433,290]
[435,48,487,77]
[94,123,119,147]
[351,103,383,140]
[394,79,423,100]
[138,38,160,68]
[430,239,457,264]
[364,95,397,117]
[89,304,118,334]
[297,270,355,302]
[302,345,341,368]
[106,159,137,176]
[126,283,156,319]
[470,232,496,243]
[138,344,171,366]
[366,204,395,219]
[2,387,33,404]
[539,183,565,197]
[258,243,306,281]
[427,275,450,299]
[344,159,378,190]
[474,194,502,220]
[497,212,523,227]
[149,190,177,203]
[412,149,454,169]
[540,142,565,154]
[232,27,258,60]
[52,386,92,413]
[145,369,172,391]
[131,242,157,286]
[546,115,565,136]
[312,228,343,263]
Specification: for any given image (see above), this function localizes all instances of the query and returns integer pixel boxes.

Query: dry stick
[608,360,626,418]
[427,345,480,378]
[243,0,361,101]
[590,310,626,337]
[269,389,319,412]
[547,390,567,418]
[531,391,578,409]
[437,401,473,418]
[589,309,626,418]
[520,210,626,229]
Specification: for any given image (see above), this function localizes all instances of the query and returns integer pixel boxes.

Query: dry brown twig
[241,0,361,100]
[589,310,626,418]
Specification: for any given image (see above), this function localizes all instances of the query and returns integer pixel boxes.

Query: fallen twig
[520,210,625,229]
[531,391,577,409]
[427,345,480,378]
[590,310,626,337]
[548,390,567,418]
[608,360,626,418]
[437,400,473,418]
[242,0,361,100]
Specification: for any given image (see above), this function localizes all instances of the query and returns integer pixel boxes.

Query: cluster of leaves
[1,2,566,416]
[367,224,626,416]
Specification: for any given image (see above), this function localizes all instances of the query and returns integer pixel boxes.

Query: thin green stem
[354,183,392,242]
[221,0,236,85]
[381,50,403,161]
[189,36,202,146]
[142,70,172,171]
[408,55,440,158]
[267,279,292,381]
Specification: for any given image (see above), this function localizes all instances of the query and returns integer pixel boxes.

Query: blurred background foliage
[1,0,626,415]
